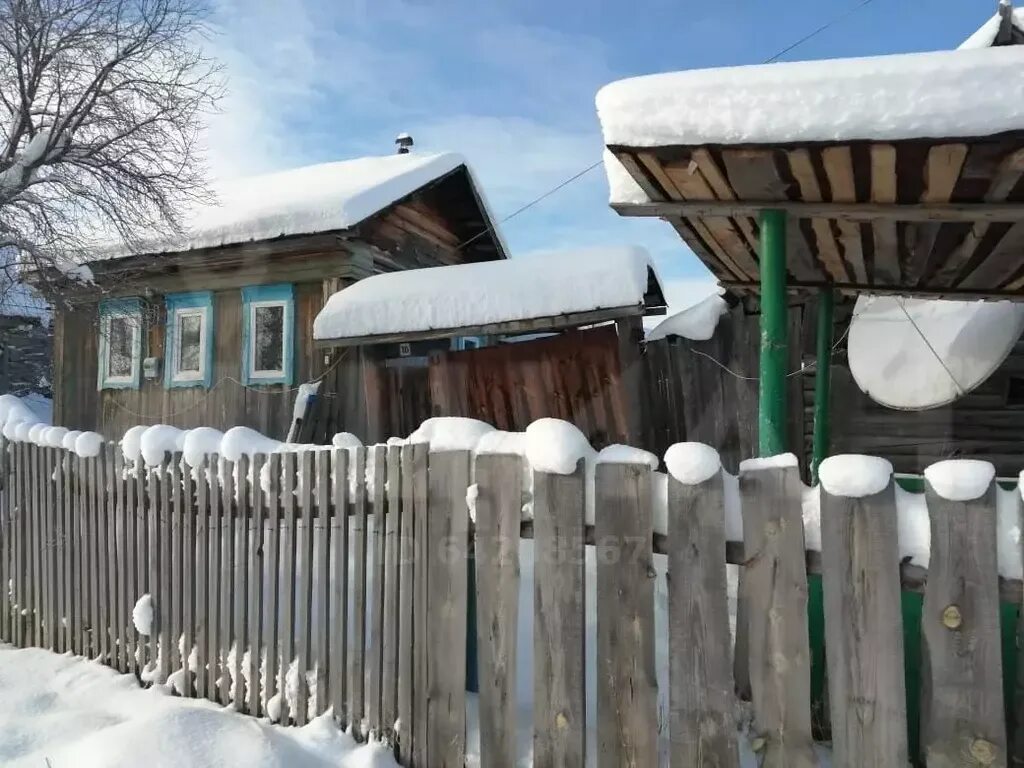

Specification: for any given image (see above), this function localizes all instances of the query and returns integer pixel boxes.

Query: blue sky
[204,0,997,308]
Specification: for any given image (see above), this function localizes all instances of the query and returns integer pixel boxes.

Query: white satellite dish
[848,295,1024,410]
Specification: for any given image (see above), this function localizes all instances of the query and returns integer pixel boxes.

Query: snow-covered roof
[960,4,1024,49]
[597,47,1024,150]
[92,152,504,261]
[313,246,665,343]
[645,294,727,342]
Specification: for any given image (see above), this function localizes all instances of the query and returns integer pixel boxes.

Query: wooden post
[248,454,265,715]
[474,453,523,768]
[314,449,331,718]
[615,315,646,446]
[595,462,657,768]
[810,288,834,484]
[294,450,314,725]
[533,463,586,768]
[759,209,788,457]
[820,476,908,766]
[740,463,817,767]
[264,453,282,720]
[381,445,402,738]
[668,472,739,768]
[922,474,1005,767]
[329,449,349,729]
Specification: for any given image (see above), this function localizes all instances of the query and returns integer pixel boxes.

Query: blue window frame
[164,291,214,389]
[98,298,143,390]
[241,284,294,386]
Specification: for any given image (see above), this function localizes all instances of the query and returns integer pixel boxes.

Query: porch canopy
[598,46,1024,300]
[312,246,666,346]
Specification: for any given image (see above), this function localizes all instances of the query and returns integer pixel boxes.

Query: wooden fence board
[922,480,1005,767]
[219,456,235,705]
[96,447,109,660]
[103,446,116,662]
[667,473,739,768]
[234,455,251,712]
[740,465,817,767]
[248,454,265,716]
[194,457,210,700]
[46,447,57,650]
[131,458,144,673]
[147,457,160,677]
[264,453,282,722]
[34,445,43,645]
[207,456,222,698]
[474,453,523,768]
[159,454,173,683]
[113,449,126,670]
[181,456,195,696]
[170,453,184,679]
[412,442,429,768]
[350,447,368,734]
[295,450,314,725]
[369,444,387,734]
[279,451,297,724]
[821,481,908,766]
[314,449,331,717]
[424,450,470,768]
[595,462,657,768]
[330,449,350,729]
[381,445,402,740]
[396,444,415,763]
[0,438,9,643]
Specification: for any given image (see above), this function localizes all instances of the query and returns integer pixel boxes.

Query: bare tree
[0,0,222,301]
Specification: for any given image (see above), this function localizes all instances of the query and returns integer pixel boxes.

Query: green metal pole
[810,288,834,485]
[758,209,788,457]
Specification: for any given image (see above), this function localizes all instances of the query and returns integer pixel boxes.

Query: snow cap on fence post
[818,455,893,498]
[523,418,594,475]
[664,442,721,485]
[596,444,659,469]
[924,459,995,501]
[738,452,799,473]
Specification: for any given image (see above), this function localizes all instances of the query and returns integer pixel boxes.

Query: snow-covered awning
[89,152,507,262]
[598,46,1024,301]
[313,246,666,346]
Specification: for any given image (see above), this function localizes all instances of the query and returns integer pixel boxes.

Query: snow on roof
[92,152,497,261]
[313,246,663,342]
[960,5,1024,49]
[596,47,1024,151]
[645,293,727,342]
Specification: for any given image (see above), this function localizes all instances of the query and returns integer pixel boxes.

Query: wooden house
[47,150,507,439]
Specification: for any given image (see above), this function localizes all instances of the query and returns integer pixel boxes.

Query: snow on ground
[597,46,1024,168]
[313,246,661,341]
[0,645,397,768]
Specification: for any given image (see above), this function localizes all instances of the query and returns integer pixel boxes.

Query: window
[98,299,143,390]
[164,292,213,388]
[242,284,294,385]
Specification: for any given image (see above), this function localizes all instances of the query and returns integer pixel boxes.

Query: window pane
[107,317,133,378]
[254,304,284,372]
[177,313,202,373]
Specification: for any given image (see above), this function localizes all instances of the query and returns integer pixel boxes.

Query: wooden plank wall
[53,282,326,440]
[427,325,630,448]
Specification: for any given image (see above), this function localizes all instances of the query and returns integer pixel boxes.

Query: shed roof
[90,152,507,263]
[960,2,1024,49]
[313,246,666,346]
[599,46,1024,300]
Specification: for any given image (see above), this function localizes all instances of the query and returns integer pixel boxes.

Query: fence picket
[396,445,415,764]
[181,455,195,696]
[330,449,350,729]
[594,463,657,768]
[350,446,368,734]
[248,454,265,715]
[134,458,146,672]
[15,442,25,647]
[219,456,235,705]
[113,448,126,670]
[295,450,314,725]
[170,452,184,681]
[314,449,331,717]
[264,452,282,722]
[369,445,387,735]
[104,445,118,662]
[381,445,402,740]
[922,478,1005,766]
[32,444,42,645]
[234,455,250,712]
[667,472,738,768]
[207,456,221,698]
[424,450,470,768]
[474,453,524,768]
[195,456,210,700]
[46,446,57,651]
[280,450,298,724]
[821,479,908,766]
[411,442,429,768]
[0,437,9,643]
[740,464,817,767]
[74,453,85,655]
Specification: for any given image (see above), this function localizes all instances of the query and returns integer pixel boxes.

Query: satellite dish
[848,295,1024,410]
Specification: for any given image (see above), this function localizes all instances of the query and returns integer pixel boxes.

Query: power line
[457,0,882,252]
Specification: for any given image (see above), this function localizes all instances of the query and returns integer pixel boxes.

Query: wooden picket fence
[0,436,1022,767]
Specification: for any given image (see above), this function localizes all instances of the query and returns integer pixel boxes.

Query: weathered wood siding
[53,282,326,438]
